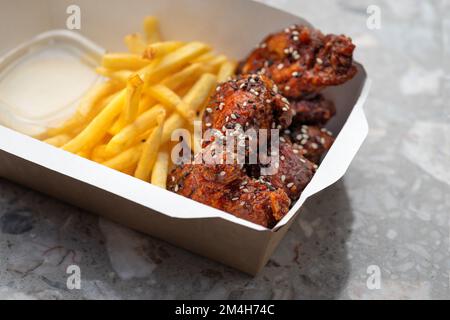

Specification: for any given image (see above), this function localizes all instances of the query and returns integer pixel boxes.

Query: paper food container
[0,0,370,275]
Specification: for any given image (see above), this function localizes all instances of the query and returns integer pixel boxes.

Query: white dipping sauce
[0,44,97,120]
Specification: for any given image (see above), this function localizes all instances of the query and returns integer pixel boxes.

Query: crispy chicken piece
[249,139,316,201]
[202,74,293,137]
[288,125,335,164]
[238,25,357,98]
[167,145,291,228]
[290,94,336,125]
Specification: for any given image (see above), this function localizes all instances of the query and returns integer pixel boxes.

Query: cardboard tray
[0,0,370,275]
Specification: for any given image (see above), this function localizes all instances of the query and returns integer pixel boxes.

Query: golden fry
[102,143,144,171]
[151,150,170,188]
[102,53,150,71]
[124,74,144,124]
[160,63,203,91]
[161,73,217,144]
[204,55,228,73]
[143,42,210,86]
[44,134,72,147]
[148,85,194,121]
[143,41,184,60]
[106,104,166,155]
[143,16,161,44]
[161,113,187,145]
[217,60,238,82]
[62,90,126,153]
[134,113,165,181]
[124,33,147,54]
[96,67,133,84]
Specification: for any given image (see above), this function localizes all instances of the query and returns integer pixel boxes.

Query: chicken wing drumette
[249,138,316,202]
[288,125,335,164]
[167,145,291,228]
[290,94,336,126]
[238,25,357,99]
[202,74,293,137]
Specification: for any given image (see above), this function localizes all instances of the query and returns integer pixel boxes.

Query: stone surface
[0,0,448,299]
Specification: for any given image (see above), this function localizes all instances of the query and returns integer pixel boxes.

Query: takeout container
[0,0,370,275]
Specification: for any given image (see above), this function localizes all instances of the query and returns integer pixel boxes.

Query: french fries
[39,16,237,190]
[134,113,165,181]
[105,104,166,155]
[124,75,144,123]
[124,33,147,54]
[218,61,238,83]
[102,53,151,71]
[143,16,161,44]
[151,150,170,188]
[143,41,184,60]
[62,90,127,153]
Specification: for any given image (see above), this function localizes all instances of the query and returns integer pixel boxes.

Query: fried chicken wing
[288,125,335,164]
[290,94,336,125]
[202,74,293,136]
[167,145,291,228]
[238,25,357,98]
[250,139,316,201]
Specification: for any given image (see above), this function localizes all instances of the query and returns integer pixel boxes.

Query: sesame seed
[311,143,319,149]
[320,137,326,144]
[171,176,175,182]
[277,63,284,70]
[293,36,299,41]
[220,171,226,176]
[296,134,302,140]
[266,99,271,104]
[206,123,212,127]
[232,197,239,201]
[231,113,237,120]
[174,185,179,192]
[313,164,318,170]
[240,201,245,206]
[282,107,289,112]
[280,137,286,142]
[300,158,306,163]
[285,86,291,91]
[216,86,221,91]
[316,58,323,64]
[243,188,249,193]
[287,182,294,188]
[281,175,286,182]
[300,139,307,145]
[280,155,285,161]
[243,101,248,107]
[206,107,212,113]
[293,149,299,154]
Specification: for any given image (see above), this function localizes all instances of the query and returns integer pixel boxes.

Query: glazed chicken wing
[290,94,336,126]
[202,74,293,136]
[167,145,291,228]
[238,25,357,99]
[288,125,335,164]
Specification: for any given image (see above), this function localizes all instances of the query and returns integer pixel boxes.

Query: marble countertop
[0,0,448,299]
